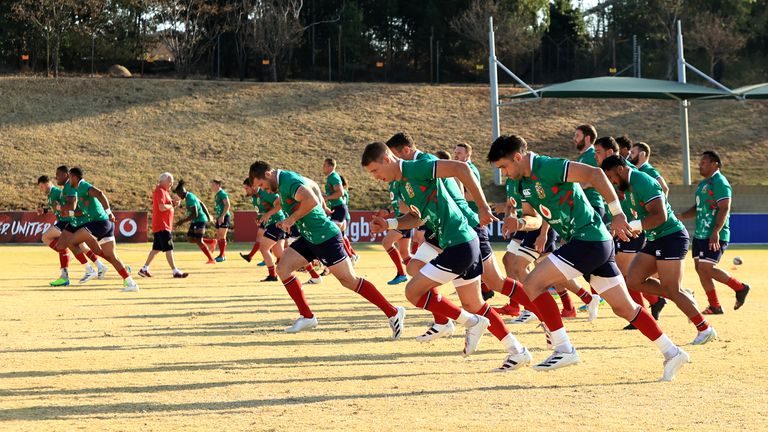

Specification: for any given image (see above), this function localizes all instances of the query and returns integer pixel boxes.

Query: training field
[1,243,765,431]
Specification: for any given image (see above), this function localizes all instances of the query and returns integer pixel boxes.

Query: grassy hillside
[1,77,767,212]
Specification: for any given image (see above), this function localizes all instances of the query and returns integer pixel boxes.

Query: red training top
[152,185,174,233]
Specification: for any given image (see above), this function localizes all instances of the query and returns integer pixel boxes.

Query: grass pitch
[0,243,765,431]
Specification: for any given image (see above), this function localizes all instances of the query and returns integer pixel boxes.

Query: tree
[252,0,305,82]
[224,0,257,80]
[687,11,746,79]
[13,0,81,77]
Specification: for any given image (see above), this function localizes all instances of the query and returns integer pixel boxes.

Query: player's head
[362,142,400,182]
[55,165,69,186]
[242,177,255,195]
[630,142,651,166]
[453,143,472,162]
[68,167,83,186]
[594,136,619,165]
[574,124,597,151]
[37,175,51,193]
[699,150,722,177]
[249,160,278,192]
[159,172,174,190]
[386,132,417,160]
[323,158,336,175]
[435,150,452,160]
[210,179,223,192]
[616,135,633,159]
[600,155,631,191]
[339,174,348,187]
[486,134,529,180]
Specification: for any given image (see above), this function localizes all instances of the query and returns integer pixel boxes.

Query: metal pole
[436,40,440,84]
[637,46,641,78]
[677,20,691,186]
[489,16,501,185]
[91,33,95,76]
[328,37,332,82]
[632,34,638,77]
[429,28,433,84]
[217,34,221,79]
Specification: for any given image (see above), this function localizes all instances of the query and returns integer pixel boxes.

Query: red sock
[282,276,313,318]
[629,307,663,341]
[558,290,574,310]
[118,267,129,279]
[248,242,260,259]
[628,289,645,307]
[575,288,592,305]
[500,278,540,316]
[198,242,214,261]
[48,239,59,251]
[268,266,277,277]
[403,256,411,265]
[343,236,357,255]
[204,238,216,252]
[725,277,745,292]
[591,287,598,295]
[532,292,564,332]
[690,313,710,331]
[480,281,491,294]
[306,265,320,279]
[354,279,397,317]
[387,247,406,276]
[475,303,509,341]
[429,288,451,325]
[410,240,419,256]
[59,251,70,269]
[643,293,660,305]
[74,252,88,265]
[86,250,99,262]
[217,239,227,257]
[705,289,721,308]
[415,289,462,321]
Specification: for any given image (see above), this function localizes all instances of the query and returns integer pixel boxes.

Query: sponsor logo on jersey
[539,204,552,219]
[535,183,546,199]
[405,183,415,198]
[522,188,532,197]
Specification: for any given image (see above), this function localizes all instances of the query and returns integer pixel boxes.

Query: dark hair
[324,158,336,168]
[595,136,619,153]
[211,179,224,187]
[339,174,348,187]
[69,167,83,179]
[56,165,69,174]
[243,178,252,186]
[249,161,272,180]
[385,132,414,150]
[702,150,722,167]
[615,135,633,151]
[486,134,528,163]
[600,154,628,171]
[576,124,597,142]
[633,142,651,158]
[361,142,390,166]
[435,150,452,160]
[456,143,472,156]
[173,179,187,195]
[37,175,50,184]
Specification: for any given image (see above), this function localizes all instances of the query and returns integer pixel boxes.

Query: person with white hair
[139,172,189,278]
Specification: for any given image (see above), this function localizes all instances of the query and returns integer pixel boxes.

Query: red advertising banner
[0,211,148,243]
[233,211,260,242]
[233,210,386,243]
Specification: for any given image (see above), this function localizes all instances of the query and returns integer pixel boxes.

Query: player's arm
[305,178,332,214]
[708,198,731,252]
[533,220,550,253]
[636,197,667,231]
[200,201,213,220]
[279,185,319,229]
[434,160,497,225]
[371,209,422,234]
[676,204,697,220]
[324,183,344,202]
[61,195,76,213]
[87,186,115,221]
[656,176,670,196]
[157,192,173,212]
[219,196,230,223]
[260,198,281,224]
[566,161,632,240]
[503,201,542,238]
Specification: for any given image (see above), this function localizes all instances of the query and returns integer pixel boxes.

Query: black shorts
[289,232,347,267]
[188,221,207,239]
[551,239,621,292]
[511,230,527,242]
[264,222,287,242]
[80,219,115,241]
[474,226,494,262]
[692,238,729,264]
[289,225,301,239]
[64,222,80,233]
[641,229,689,260]
[421,236,483,286]
[398,228,412,239]
[616,232,646,254]
[152,230,174,252]
[215,214,231,229]
[54,220,70,232]
[518,227,556,261]
[423,228,441,248]
[329,204,348,223]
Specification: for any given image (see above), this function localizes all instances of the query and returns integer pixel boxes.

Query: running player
[487,134,689,380]
[211,179,231,262]
[363,141,534,371]
[676,151,750,313]
[58,167,139,292]
[249,161,405,336]
[322,158,358,263]
[574,124,606,218]
[139,172,188,279]
[377,175,410,286]
[251,178,288,282]
[601,155,716,344]
[38,175,74,286]
[174,180,217,264]
[240,179,266,263]
[616,135,632,159]
[629,142,670,196]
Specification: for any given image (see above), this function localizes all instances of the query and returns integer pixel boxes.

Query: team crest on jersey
[509,197,517,207]
[539,204,552,219]
[535,183,546,199]
[405,183,415,198]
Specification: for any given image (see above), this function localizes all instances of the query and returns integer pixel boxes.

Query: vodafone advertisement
[0,212,148,243]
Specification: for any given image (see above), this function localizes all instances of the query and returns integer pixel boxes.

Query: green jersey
[73,180,109,223]
[466,161,481,213]
[637,162,662,181]
[575,146,605,211]
[62,182,88,226]
[47,186,68,222]
[325,171,344,208]
[505,178,524,218]
[520,154,611,242]
[214,189,230,218]
[623,170,684,242]
[398,159,476,249]
[343,189,351,223]
[185,192,208,223]
[277,170,340,245]
[255,188,286,226]
[415,151,479,228]
[694,170,732,241]
[389,181,403,216]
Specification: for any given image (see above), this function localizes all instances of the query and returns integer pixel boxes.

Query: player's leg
[275,239,316,332]
[381,229,407,284]
[214,215,229,261]
[97,240,139,292]
[241,226,264,263]
[397,229,412,264]
[140,250,160,277]
[189,223,215,263]
[259,236,279,281]
[411,228,425,256]
[408,241,454,341]
[43,225,70,286]
[697,240,750,310]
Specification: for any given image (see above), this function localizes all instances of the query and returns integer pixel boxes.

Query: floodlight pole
[677,20,692,186]
[489,17,502,185]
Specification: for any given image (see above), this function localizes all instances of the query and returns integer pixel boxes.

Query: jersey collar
[412,149,422,160]
[708,169,721,179]
[527,152,537,175]
[77,179,85,187]
[275,169,282,187]
[639,161,650,170]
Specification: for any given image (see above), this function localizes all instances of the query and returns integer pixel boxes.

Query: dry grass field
[0,243,765,431]
[1,77,768,213]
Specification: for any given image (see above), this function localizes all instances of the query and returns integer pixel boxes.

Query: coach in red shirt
[139,172,188,278]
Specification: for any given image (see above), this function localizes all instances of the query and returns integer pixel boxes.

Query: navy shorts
[264,222,287,242]
[329,204,348,223]
[188,221,207,239]
[641,229,689,260]
[152,230,174,252]
[517,227,556,261]
[511,230,526,242]
[398,228,412,239]
[289,225,301,239]
[421,236,483,286]
[616,232,646,254]
[54,220,70,232]
[692,238,729,264]
[474,226,494,262]
[289,232,347,267]
[423,228,441,248]
[80,219,115,241]
[64,222,79,233]
[551,239,621,293]
[215,214,231,229]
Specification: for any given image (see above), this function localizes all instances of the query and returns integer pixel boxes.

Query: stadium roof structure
[733,83,768,99]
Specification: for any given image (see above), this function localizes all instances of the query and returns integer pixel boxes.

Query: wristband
[607,200,623,216]
[517,218,527,232]
[106,208,113,216]
[386,218,398,230]
[629,220,643,231]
